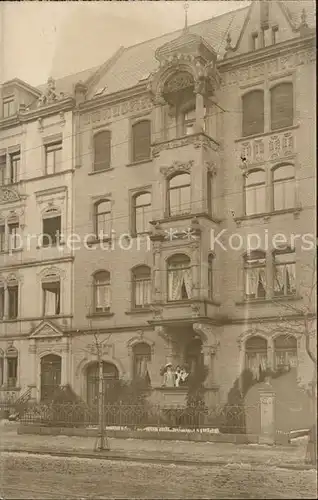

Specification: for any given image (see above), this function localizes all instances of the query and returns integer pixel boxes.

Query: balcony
[152,132,219,159]
[236,127,297,166]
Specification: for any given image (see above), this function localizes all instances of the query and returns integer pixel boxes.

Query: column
[191,241,200,300]
[5,151,10,184]
[267,336,274,370]
[61,339,70,386]
[202,345,214,386]
[3,284,8,319]
[153,104,163,143]
[28,340,37,402]
[195,91,205,133]
[153,245,161,303]
[259,389,276,445]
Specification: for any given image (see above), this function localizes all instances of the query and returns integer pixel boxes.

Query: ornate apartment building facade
[0,1,316,407]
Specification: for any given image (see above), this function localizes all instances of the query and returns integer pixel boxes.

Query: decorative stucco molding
[0,187,21,205]
[193,323,219,347]
[160,160,194,178]
[37,77,67,108]
[82,97,153,126]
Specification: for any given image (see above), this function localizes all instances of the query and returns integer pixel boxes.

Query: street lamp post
[94,335,110,452]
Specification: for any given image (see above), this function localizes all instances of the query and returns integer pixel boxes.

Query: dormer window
[3,98,15,118]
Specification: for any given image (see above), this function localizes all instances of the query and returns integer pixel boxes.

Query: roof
[284,0,316,28]
[87,6,248,96]
[36,65,99,95]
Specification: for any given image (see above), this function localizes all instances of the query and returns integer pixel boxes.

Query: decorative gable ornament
[37,77,67,107]
[29,320,63,339]
[0,187,21,205]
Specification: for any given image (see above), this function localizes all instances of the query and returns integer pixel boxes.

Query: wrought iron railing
[20,401,259,434]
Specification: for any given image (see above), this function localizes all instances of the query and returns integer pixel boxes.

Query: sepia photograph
[0,0,316,498]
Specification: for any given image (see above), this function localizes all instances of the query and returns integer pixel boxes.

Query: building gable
[29,320,63,339]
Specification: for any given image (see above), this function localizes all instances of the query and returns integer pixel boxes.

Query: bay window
[168,173,191,216]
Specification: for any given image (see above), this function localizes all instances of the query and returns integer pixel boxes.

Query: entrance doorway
[86,361,119,406]
[40,354,61,401]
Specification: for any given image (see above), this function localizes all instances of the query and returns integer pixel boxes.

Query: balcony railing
[152,132,219,158]
[237,128,295,166]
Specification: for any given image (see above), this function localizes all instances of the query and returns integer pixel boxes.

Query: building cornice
[78,82,149,115]
[218,33,315,72]
[68,324,153,336]
[0,256,74,272]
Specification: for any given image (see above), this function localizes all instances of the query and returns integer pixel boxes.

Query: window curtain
[96,284,110,309]
[168,267,192,300]
[135,280,151,306]
[45,289,57,315]
[245,268,258,296]
[246,353,267,380]
[286,264,296,293]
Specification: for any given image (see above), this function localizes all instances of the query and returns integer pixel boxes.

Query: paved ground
[0,423,312,468]
[0,452,317,499]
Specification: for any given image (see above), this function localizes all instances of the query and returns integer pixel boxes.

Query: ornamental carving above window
[164,72,194,94]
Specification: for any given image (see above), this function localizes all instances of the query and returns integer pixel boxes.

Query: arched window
[42,208,61,247]
[244,170,266,215]
[244,250,266,300]
[42,271,61,316]
[208,254,214,300]
[133,192,151,234]
[132,265,151,309]
[94,200,112,237]
[93,130,111,171]
[168,173,191,216]
[245,336,268,380]
[6,346,18,388]
[7,276,19,320]
[167,254,192,301]
[274,335,297,371]
[93,271,111,312]
[132,120,151,162]
[242,90,264,137]
[133,342,151,385]
[272,164,295,211]
[273,247,296,297]
[270,83,293,131]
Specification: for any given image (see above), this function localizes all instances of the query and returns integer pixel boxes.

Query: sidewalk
[0,422,313,470]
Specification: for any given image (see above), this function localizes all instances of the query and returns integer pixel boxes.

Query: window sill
[37,242,65,249]
[164,300,192,307]
[235,124,299,142]
[86,312,114,319]
[86,236,112,247]
[125,308,152,315]
[0,386,20,392]
[234,207,302,223]
[151,212,222,225]
[126,158,152,167]
[88,167,114,176]
[235,295,301,305]
[0,248,23,255]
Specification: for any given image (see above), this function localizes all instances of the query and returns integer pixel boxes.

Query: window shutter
[242,91,264,137]
[132,121,151,162]
[94,131,111,171]
[271,83,293,131]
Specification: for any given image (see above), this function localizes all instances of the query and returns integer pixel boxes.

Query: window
[273,249,296,296]
[208,254,213,300]
[273,165,295,211]
[6,347,18,388]
[45,142,62,175]
[8,220,19,251]
[186,338,203,377]
[133,343,151,385]
[0,155,6,185]
[93,271,111,313]
[93,130,111,171]
[183,107,206,136]
[242,90,264,137]
[244,251,266,300]
[94,200,112,237]
[9,151,20,184]
[245,336,268,380]
[167,254,192,301]
[274,335,297,371]
[0,224,5,252]
[42,209,61,247]
[42,279,60,316]
[132,265,151,309]
[132,120,151,162]
[3,99,15,118]
[168,173,191,216]
[133,192,151,234]
[8,280,18,319]
[207,172,213,215]
[244,170,266,215]
[270,83,293,131]
[252,32,259,51]
[0,285,4,319]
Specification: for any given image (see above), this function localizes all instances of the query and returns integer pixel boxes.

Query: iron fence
[20,401,259,434]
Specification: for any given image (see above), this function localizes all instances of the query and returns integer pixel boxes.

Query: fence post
[259,390,275,445]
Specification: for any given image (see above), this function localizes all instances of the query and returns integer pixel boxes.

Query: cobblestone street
[0,452,317,499]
